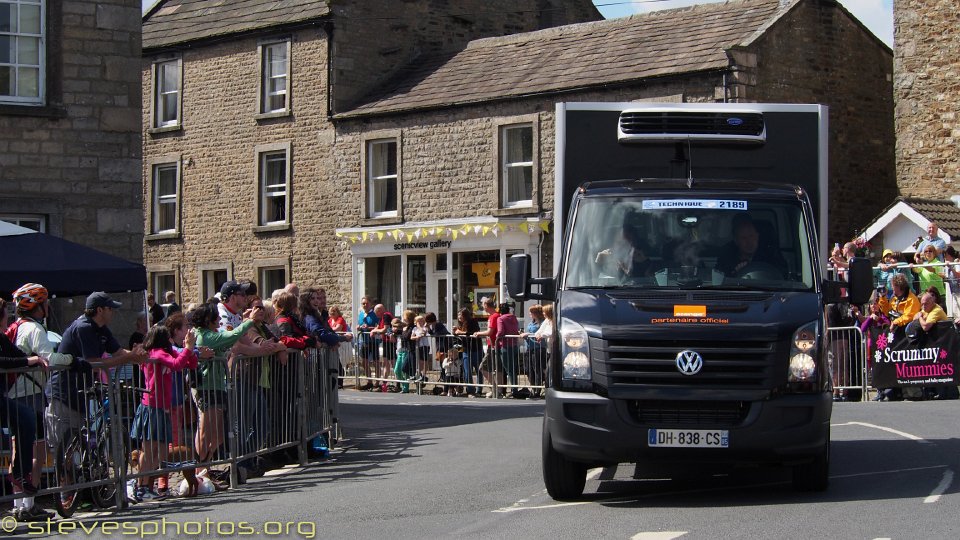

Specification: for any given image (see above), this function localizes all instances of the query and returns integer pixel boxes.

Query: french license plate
[648,429,729,448]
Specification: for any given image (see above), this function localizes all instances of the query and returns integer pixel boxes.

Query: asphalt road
[21,393,958,539]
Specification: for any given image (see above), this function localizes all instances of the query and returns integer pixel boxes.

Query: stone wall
[894,0,960,198]
[330,0,600,111]
[0,0,143,261]
[747,0,896,243]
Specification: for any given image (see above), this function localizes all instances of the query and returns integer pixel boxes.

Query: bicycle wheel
[90,429,126,509]
[54,433,84,518]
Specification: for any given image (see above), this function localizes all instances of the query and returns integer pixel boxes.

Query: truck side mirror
[507,254,532,301]
[507,254,556,301]
[846,257,873,305]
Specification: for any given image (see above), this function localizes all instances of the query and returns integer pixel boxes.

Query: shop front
[336,217,549,330]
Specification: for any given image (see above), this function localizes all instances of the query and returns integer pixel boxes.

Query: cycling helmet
[13,283,48,311]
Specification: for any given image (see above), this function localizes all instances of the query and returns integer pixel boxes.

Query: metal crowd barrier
[343,331,548,398]
[825,326,868,401]
[1,348,337,512]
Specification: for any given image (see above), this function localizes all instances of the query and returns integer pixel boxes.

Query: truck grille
[629,400,750,427]
[592,337,776,390]
[618,111,766,143]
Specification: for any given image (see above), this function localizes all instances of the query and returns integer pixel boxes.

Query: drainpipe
[324,19,335,121]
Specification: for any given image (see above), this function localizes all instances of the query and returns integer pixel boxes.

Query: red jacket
[276,315,315,350]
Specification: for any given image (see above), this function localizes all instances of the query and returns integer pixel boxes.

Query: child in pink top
[129,324,198,500]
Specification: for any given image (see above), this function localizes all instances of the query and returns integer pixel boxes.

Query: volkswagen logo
[676,350,703,375]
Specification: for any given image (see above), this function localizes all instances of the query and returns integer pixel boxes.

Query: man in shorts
[45,292,147,453]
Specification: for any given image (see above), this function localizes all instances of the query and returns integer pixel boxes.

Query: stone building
[893,0,960,198]
[0,0,143,261]
[140,0,601,304]
[142,0,894,327]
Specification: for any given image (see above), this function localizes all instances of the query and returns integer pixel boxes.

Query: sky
[141,0,894,48]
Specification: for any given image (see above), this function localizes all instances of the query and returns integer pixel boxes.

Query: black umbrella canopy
[0,229,146,298]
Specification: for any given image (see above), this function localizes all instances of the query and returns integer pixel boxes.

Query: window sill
[360,216,403,227]
[0,104,67,118]
[255,110,291,122]
[148,124,182,135]
[145,231,181,241]
[493,206,538,218]
[254,223,291,233]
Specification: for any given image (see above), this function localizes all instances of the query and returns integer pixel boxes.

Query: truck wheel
[792,436,830,492]
[543,433,587,500]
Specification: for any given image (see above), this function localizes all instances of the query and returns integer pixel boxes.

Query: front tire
[542,431,587,500]
[792,430,830,492]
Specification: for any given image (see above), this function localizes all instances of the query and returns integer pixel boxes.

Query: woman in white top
[533,304,555,394]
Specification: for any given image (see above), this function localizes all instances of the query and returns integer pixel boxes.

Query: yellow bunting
[361,232,369,242]
[452,230,459,240]
[334,231,343,238]
[497,223,505,232]
[481,226,491,236]
[406,233,414,242]
[520,222,530,233]
[376,231,384,241]
[349,236,358,243]
[539,221,550,233]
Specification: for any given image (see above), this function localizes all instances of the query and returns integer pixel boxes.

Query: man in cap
[217,280,279,357]
[46,292,148,462]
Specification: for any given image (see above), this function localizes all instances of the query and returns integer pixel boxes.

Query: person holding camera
[878,273,921,333]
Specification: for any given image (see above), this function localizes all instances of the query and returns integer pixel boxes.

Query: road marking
[924,469,954,504]
[832,421,930,444]
[631,533,687,540]
[832,464,946,479]
[493,501,593,513]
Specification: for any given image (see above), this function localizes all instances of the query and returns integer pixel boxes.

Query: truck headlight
[560,318,591,381]
[788,321,819,383]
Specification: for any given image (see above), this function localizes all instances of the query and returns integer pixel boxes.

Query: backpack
[4,319,24,388]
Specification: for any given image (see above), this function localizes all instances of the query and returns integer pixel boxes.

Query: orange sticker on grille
[674,305,706,317]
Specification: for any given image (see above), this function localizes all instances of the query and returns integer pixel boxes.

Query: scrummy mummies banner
[872,325,960,388]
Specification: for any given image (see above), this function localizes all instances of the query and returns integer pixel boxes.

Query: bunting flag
[539,221,551,233]
[452,230,459,240]
[349,235,358,243]
[334,231,344,238]
[481,226,491,236]
[361,231,369,242]
[520,222,530,233]
[376,231,384,241]
[406,233,414,242]
[414,229,421,239]
[474,225,482,234]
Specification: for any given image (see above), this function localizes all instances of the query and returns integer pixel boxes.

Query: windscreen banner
[871,324,960,388]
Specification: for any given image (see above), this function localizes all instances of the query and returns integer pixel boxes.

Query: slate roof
[339,0,798,118]
[143,0,330,51]
[901,198,960,239]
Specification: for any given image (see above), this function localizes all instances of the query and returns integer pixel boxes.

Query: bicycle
[54,381,147,518]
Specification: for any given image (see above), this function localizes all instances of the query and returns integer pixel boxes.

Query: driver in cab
[715,214,787,277]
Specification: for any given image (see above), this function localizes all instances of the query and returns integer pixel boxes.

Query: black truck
[507,103,871,499]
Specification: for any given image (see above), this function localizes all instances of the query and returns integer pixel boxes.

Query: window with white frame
[259,149,289,225]
[367,139,397,217]
[260,41,289,114]
[258,266,286,296]
[501,124,534,207]
[151,272,176,301]
[201,268,229,302]
[0,213,44,231]
[151,163,179,234]
[0,0,44,105]
[153,58,180,128]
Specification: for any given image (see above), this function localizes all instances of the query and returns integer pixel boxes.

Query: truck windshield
[563,196,815,291]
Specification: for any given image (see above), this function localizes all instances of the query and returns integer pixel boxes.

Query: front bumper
[545,389,831,465]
